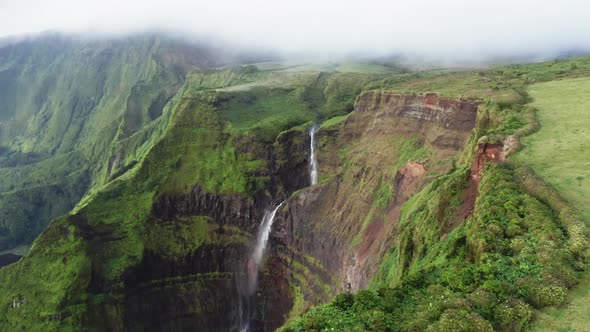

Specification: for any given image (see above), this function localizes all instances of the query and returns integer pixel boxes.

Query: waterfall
[238,202,285,332]
[309,124,319,185]
[252,203,284,270]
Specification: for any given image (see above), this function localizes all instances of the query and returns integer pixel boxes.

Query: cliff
[1,41,589,331]
[268,93,480,317]
[0,57,377,330]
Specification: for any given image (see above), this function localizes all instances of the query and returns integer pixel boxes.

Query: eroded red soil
[460,143,503,219]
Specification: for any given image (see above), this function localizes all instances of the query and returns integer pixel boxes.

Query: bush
[427,309,493,332]
[527,285,568,308]
[377,287,404,313]
[467,288,498,320]
[353,290,381,312]
[363,310,389,332]
[333,292,354,311]
[493,299,533,331]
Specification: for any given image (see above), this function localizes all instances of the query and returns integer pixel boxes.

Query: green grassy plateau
[515,77,590,221]
[514,77,590,331]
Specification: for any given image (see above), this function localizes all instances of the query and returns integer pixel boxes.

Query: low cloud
[1,0,588,62]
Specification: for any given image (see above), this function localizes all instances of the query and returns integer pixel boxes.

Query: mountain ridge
[0,34,588,331]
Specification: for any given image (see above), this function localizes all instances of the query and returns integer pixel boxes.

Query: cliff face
[351,92,479,152]
[3,48,589,331]
[80,130,311,331]
[0,85,484,331]
[269,92,480,313]
[0,53,387,330]
[60,91,482,330]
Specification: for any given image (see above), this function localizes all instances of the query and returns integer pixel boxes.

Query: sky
[0,0,589,61]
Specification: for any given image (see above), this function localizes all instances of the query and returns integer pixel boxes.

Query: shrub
[363,310,389,332]
[493,299,533,331]
[377,287,404,313]
[333,292,354,311]
[353,290,382,312]
[467,288,498,320]
[527,285,568,308]
[427,309,493,332]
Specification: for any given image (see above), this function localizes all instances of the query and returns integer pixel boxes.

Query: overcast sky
[0,0,588,60]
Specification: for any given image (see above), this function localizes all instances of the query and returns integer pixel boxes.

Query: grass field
[515,77,590,221]
[515,77,590,331]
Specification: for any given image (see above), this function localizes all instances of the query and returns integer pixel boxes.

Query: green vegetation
[2,34,590,331]
[253,61,403,74]
[366,56,590,102]
[282,57,590,331]
[143,216,250,258]
[0,35,394,329]
[218,88,313,142]
[0,35,194,250]
[318,114,349,130]
[0,216,91,330]
[514,77,590,220]
[283,162,584,331]
[509,77,590,331]
[532,274,590,331]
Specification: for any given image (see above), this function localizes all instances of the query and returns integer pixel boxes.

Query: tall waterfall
[309,124,319,185]
[238,202,285,332]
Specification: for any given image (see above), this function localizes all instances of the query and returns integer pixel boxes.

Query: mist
[1,0,589,62]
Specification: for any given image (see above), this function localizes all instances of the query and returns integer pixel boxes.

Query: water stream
[238,202,285,332]
[309,124,319,186]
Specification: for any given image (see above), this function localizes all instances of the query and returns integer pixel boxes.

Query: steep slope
[269,93,479,307]
[0,34,223,251]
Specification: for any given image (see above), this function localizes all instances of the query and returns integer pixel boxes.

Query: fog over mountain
[1,0,589,62]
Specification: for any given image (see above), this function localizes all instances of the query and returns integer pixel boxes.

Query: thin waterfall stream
[238,202,285,332]
[237,123,320,331]
[309,124,319,186]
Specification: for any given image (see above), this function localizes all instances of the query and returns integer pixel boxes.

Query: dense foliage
[282,163,585,331]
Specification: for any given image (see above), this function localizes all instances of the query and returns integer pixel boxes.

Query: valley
[0,35,588,331]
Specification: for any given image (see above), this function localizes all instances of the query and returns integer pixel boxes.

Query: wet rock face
[152,185,261,231]
[79,188,261,331]
[273,128,312,194]
[124,276,240,332]
[120,190,281,331]
[104,131,311,331]
[74,182,286,330]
